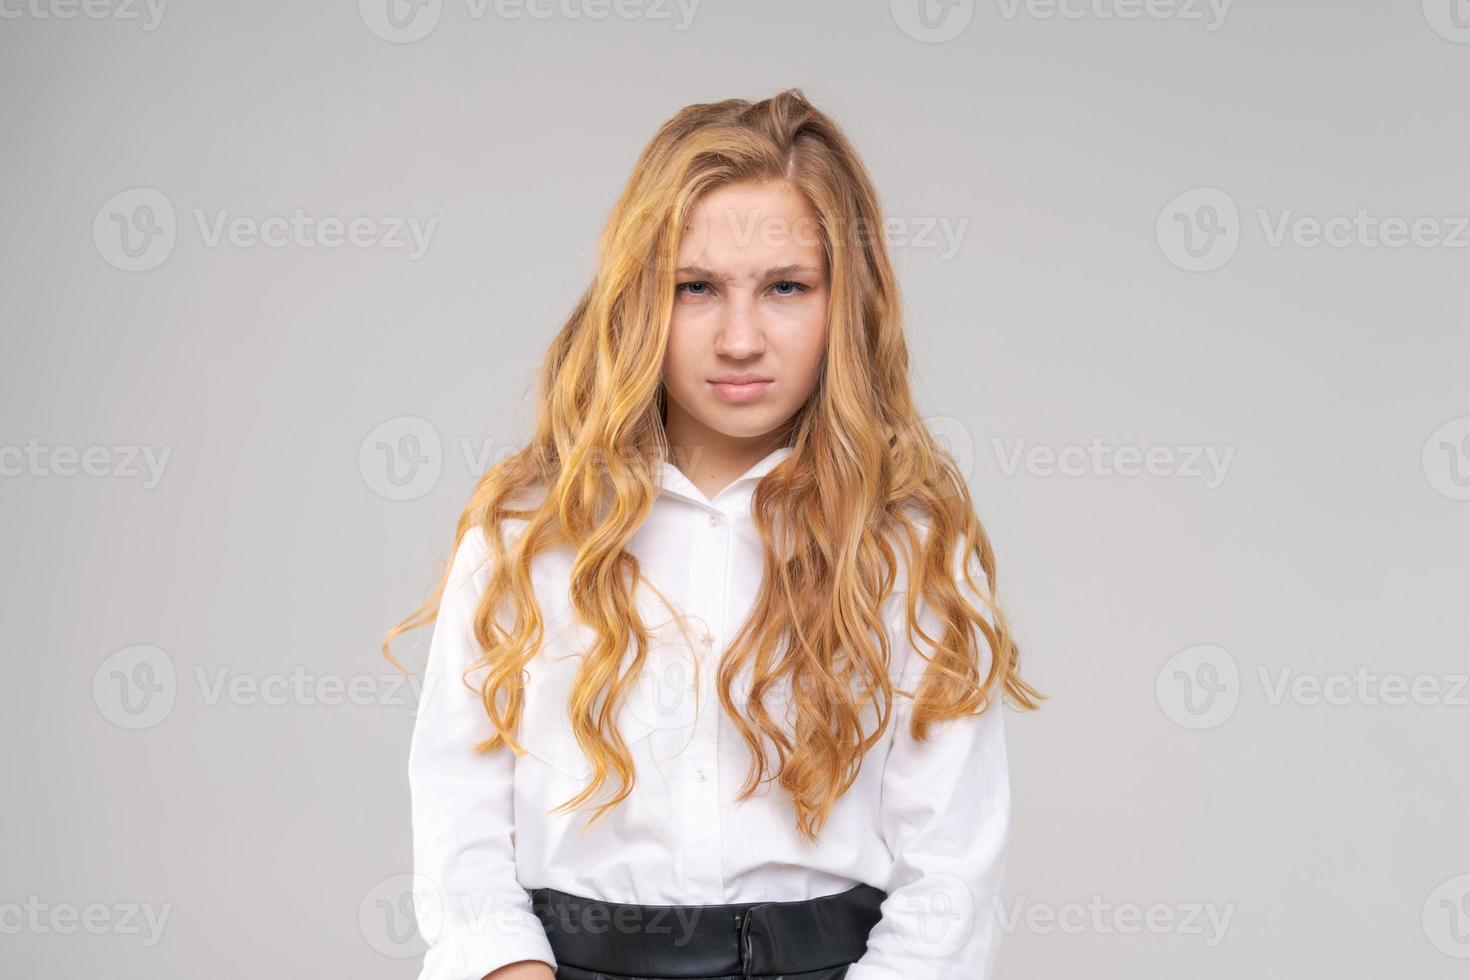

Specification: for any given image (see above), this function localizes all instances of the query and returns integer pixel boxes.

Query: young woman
[385,89,1042,980]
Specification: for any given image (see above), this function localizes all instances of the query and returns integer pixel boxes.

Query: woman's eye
[675,281,808,298]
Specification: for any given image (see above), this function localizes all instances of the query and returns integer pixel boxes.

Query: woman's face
[661,179,829,448]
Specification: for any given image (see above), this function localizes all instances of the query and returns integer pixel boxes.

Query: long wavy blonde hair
[384,88,1043,843]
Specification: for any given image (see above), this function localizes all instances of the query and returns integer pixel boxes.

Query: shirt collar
[654,444,795,513]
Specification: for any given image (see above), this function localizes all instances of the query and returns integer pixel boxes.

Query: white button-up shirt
[409,445,1011,980]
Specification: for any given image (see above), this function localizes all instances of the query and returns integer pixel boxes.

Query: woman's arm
[408,525,558,980]
[845,541,1013,980]
[484,961,555,980]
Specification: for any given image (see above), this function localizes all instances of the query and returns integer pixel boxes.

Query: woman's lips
[709,379,774,402]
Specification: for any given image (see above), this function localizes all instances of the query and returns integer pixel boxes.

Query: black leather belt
[529,882,887,979]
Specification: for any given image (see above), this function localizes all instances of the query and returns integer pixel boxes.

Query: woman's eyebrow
[675,264,822,282]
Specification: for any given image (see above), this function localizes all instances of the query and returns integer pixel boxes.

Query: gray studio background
[3,1,1468,978]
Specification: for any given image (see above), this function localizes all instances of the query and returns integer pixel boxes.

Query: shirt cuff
[842,964,910,980]
[416,924,557,980]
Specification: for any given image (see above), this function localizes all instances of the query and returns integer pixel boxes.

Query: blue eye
[675,280,809,297]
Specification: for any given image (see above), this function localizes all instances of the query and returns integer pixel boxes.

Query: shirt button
[695,767,708,782]
[700,631,714,650]
[707,512,722,528]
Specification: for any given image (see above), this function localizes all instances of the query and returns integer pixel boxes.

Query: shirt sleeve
[845,540,1013,980]
[408,524,558,980]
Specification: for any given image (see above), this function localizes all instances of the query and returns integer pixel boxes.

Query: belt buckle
[735,904,766,977]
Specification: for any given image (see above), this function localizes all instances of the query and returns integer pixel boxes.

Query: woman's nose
[714,293,765,358]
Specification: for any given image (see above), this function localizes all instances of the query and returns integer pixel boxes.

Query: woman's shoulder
[448,485,547,589]
[879,501,994,625]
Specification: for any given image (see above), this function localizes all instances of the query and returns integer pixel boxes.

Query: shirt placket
[676,501,731,903]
